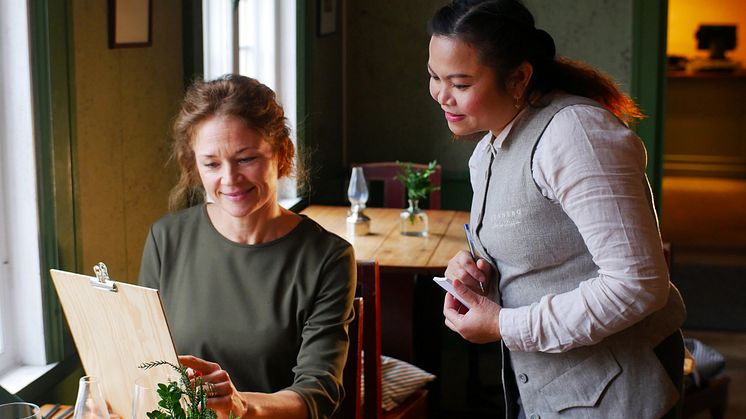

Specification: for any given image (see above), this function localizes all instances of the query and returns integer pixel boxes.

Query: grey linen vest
[469,93,686,418]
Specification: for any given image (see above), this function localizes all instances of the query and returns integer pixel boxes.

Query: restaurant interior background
[2,0,744,418]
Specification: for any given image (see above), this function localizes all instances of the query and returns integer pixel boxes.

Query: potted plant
[396,160,439,236]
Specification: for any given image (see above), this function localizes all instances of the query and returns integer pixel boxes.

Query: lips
[221,188,254,202]
[444,111,466,122]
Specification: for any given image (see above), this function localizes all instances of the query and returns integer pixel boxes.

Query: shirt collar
[477,107,528,156]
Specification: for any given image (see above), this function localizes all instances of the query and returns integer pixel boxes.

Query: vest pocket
[539,346,622,412]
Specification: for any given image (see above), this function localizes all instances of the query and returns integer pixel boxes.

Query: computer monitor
[696,25,737,60]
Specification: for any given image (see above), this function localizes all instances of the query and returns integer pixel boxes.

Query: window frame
[202,0,299,206]
[0,0,80,399]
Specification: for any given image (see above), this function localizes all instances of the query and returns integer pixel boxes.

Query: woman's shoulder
[296,215,353,253]
[149,205,205,235]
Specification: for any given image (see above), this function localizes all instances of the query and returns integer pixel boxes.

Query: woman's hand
[178,355,249,419]
[443,279,502,344]
[444,250,492,294]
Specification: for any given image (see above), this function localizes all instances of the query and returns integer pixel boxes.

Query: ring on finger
[206,382,217,398]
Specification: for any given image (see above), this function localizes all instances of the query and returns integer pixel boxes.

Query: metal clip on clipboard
[90,262,117,292]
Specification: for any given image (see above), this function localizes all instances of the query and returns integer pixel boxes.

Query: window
[202,0,298,205]
[0,1,52,391]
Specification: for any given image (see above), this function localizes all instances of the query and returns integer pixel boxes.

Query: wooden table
[302,205,471,364]
[301,205,470,275]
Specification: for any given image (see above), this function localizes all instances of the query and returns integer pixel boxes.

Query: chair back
[356,260,383,418]
[357,162,442,209]
[335,297,363,419]
[356,260,429,419]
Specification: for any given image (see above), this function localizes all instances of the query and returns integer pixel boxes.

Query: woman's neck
[207,202,300,245]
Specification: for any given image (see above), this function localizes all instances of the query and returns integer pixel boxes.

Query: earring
[513,95,522,109]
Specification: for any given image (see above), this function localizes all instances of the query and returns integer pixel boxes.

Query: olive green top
[138,205,355,419]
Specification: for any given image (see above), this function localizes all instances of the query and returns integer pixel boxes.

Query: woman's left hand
[178,355,249,419]
[443,279,503,344]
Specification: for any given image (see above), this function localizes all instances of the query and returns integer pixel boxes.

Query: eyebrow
[198,146,256,158]
[427,64,474,80]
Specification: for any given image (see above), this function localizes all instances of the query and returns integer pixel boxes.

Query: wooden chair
[356,162,442,209]
[357,260,429,419]
[335,297,364,419]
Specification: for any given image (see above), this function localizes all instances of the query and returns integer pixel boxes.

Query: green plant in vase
[138,361,236,419]
[396,160,439,236]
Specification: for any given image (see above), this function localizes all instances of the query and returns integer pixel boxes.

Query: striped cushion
[361,355,435,411]
[380,355,435,411]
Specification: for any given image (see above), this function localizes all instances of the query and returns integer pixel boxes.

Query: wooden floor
[661,176,746,419]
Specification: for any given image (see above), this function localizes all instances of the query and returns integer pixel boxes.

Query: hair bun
[534,28,556,60]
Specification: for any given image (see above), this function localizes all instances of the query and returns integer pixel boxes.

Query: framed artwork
[318,0,338,36]
[108,0,152,48]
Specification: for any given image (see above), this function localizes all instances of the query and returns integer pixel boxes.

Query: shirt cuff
[499,306,535,352]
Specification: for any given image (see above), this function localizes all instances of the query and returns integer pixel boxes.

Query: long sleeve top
[138,205,355,419]
[469,104,670,353]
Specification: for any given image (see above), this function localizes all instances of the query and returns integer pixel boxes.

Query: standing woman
[429,1,686,418]
[139,75,355,419]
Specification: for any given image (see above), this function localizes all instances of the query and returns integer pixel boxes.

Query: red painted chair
[335,297,363,419]
[357,260,429,419]
[356,162,442,209]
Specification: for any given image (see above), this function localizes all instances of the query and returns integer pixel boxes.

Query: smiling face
[428,35,519,136]
[193,114,279,222]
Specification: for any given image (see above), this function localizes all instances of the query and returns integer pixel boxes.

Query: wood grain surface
[50,270,179,417]
[302,206,469,274]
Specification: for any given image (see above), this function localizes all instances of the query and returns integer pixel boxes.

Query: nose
[435,85,452,106]
[221,163,241,185]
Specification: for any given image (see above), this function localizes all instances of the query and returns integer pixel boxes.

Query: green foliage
[395,160,440,201]
[138,361,231,419]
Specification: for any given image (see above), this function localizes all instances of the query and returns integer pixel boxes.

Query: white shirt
[468,104,670,353]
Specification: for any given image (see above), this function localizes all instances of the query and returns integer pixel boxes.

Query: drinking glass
[0,402,41,419]
[72,376,110,419]
[347,167,369,211]
[132,376,159,419]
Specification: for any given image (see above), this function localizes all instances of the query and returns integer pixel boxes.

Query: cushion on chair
[361,354,436,411]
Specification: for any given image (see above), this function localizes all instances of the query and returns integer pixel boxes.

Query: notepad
[432,276,471,309]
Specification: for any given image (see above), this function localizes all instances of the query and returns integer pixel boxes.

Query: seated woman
[138,74,355,419]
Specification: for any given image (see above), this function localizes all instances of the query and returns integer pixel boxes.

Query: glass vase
[73,376,110,419]
[400,199,428,237]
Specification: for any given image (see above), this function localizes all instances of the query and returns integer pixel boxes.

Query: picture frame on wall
[318,0,338,36]
[108,0,152,48]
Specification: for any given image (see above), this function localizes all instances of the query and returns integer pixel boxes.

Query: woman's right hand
[445,250,492,294]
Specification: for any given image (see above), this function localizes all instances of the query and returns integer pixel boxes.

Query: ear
[508,61,533,99]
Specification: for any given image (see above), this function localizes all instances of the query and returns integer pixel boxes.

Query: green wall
[300,0,347,205]
[71,0,182,284]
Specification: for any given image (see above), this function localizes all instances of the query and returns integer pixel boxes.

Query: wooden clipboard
[51,264,179,417]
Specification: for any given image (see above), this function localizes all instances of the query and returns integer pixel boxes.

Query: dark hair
[169,74,301,211]
[428,0,642,123]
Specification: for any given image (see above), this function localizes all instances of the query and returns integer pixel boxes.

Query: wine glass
[0,402,41,419]
[132,375,160,419]
[72,376,110,419]
[347,167,369,212]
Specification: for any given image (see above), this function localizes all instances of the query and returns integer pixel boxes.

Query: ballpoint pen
[463,223,486,294]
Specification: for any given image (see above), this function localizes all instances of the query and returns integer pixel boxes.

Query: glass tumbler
[0,402,41,419]
[132,376,160,419]
[72,376,110,419]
